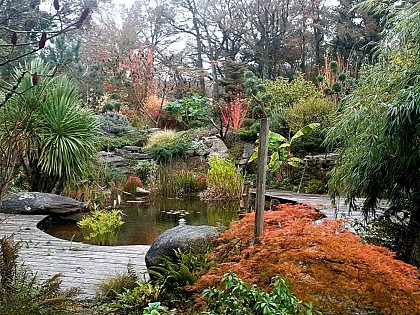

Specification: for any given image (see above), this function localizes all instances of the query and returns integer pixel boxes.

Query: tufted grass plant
[204,156,244,200]
[155,167,197,198]
[144,130,192,163]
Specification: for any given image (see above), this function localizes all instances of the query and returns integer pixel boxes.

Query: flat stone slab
[98,151,128,167]
[0,213,150,299]
[0,192,87,215]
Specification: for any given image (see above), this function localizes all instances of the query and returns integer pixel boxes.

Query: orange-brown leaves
[195,204,420,315]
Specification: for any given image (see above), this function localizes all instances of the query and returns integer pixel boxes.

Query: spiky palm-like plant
[2,60,98,193]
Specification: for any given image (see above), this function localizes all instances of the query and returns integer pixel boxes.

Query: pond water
[40,197,241,245]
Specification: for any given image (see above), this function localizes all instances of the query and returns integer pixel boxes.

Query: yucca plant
[3,60,98,193]
[0,61,54,200]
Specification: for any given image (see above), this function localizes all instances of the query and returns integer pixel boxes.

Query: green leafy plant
[203,156,244,200]
[249,123,320,172]
[135,160,159,184]
[0,236,78,315]
[287,97,336,153]
[164,93,207,128]
[77,208,125,245]
[143,302,166,315]
[114,281,162,311]
[149,247,209,301]
[264,74,319,109]
[2,60,98,194]
[203,272,320,315]
[303,179,325,194]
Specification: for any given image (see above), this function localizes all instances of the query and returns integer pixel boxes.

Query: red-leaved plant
[125,176,143,194]
[190,204,420,315]
[220,95,248,131]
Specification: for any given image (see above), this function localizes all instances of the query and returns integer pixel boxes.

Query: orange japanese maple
[193,204,420,315]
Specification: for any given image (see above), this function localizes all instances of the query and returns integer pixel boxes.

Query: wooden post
[240,181,252,211]
[254,117,269,241]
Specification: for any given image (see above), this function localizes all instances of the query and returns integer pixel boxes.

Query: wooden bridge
[0,190,383,299]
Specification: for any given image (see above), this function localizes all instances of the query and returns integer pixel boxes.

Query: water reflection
[42,197,240,245]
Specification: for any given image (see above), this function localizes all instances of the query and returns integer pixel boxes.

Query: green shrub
[242,118,256,128]
[287,97,336,153]
[97,112,132,135]
[265,74,319,109]
[114,282,162,311]
[303,179,325,194]
[77,208,125,245]
[135,160,159,184]
[204,156,244,200]
[0,237,78,315]
[268,106,288,134]
[203,272,321,315]
[144,130,192,162]
[164,93,207,128]
[237,122,260,141]
[95,131,149,151]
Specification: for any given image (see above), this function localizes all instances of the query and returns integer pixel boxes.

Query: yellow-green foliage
[145,130,178,147]
[77,209,124,245]
[265,74,319,109]
[288,97,336,133]
[206,156,244,200]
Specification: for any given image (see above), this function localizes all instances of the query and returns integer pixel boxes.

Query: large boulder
[0,192,87,215]
[145,225,219,269]
[203,136,229,159]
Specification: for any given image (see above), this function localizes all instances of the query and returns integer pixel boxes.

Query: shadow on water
[40,196,241,245]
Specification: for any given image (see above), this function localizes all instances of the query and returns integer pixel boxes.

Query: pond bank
[0,190,384,298]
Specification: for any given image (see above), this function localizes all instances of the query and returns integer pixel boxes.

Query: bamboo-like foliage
[325,1,420,265]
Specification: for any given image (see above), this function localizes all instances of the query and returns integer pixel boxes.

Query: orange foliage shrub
[144,94,163,120]
[193,204,420,315]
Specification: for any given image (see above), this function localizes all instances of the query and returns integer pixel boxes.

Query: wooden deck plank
[1,213,150,299]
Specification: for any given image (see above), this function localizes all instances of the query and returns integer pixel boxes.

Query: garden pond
[39,197,241,245]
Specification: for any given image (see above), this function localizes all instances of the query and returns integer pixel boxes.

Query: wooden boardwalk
[0,190,384,299]
[0,213,150,299]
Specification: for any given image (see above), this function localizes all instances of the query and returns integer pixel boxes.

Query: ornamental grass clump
[144,130,191,162]
[77,208,124,245]
[203,156,244,200]
[156,168,197,197]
